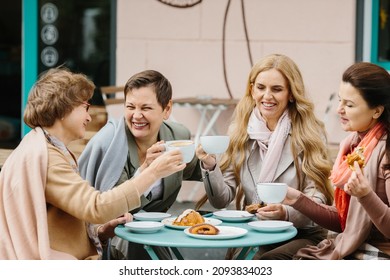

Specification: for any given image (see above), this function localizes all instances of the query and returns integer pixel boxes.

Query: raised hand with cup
[196,135,229,170]
[254,182,289,221]
[163,140,195,163]
[200,135,230,154]
[256,182,288,204]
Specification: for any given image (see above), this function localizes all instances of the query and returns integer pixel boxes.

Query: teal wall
[22,0,38,136]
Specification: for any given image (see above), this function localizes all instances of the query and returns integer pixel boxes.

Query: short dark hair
[124,70,172,109]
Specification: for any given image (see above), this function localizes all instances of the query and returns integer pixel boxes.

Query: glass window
[38,0,115,105]
[0,0,22,147]
[378,0,390,61]
[371,0,390,68]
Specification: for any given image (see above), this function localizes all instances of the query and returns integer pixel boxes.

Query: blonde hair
[196,54,333,210]
[24,68,95,128]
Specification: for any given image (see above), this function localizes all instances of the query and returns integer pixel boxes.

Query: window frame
[371,0,390,68]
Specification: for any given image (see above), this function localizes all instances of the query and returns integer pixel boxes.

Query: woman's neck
[42,123,70,146]
[134,135,159,157]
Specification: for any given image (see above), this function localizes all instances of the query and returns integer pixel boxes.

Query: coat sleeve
[285,174,329,228]
[358,156,390,238]
[47,146,141,224]
[202,163,236,209]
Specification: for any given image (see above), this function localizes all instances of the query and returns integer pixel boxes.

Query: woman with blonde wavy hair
[196,54,334,259]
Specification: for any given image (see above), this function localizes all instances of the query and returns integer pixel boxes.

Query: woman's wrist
[202,162,216,171]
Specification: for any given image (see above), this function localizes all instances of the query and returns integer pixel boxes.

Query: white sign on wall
[41,3,58,24]
[41,24,58,45]
[40,3,59,67]
[41,46,58,67]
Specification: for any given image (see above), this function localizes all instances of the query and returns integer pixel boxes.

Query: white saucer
[248,220,293,232]
[124,221,164,233]
[213,210,254,222]
[133,212,171,222]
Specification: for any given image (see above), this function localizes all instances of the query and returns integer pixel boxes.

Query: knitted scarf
[329,122,385,230]
[247,108,291,183]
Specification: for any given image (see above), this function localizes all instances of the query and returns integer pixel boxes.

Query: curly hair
[24,67,95,128]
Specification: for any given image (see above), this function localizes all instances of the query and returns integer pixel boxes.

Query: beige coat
[203,136,327,228]
[0,128,142,259]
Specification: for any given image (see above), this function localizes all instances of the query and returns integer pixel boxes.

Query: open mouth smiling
[133,122,148,128]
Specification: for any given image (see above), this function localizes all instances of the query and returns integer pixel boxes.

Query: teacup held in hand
[200,135,230,154]
[164,140,195,163]
[256,182,288,204]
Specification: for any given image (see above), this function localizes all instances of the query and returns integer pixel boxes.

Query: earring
[289,98,294,103]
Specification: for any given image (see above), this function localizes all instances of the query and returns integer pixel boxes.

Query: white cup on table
[164,140,195,163]
[200,135,230,154]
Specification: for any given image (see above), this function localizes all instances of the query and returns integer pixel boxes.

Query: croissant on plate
[189,223,220,235]
[172,209,205,226]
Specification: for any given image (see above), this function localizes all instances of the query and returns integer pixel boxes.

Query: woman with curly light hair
[0,68,185,260]
[196,54,333,259]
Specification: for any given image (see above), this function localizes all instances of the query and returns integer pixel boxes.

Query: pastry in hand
[245,203,265,214]
[346,146,365,170]
[189,223,220,235]
[172,209,205,226]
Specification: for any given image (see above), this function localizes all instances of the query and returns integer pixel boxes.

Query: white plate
[213,210,254,222]
[133,212,172,222]
[184,226,248,240]
[248,220,293,232]
[124,221,164,233]
[161,217,222,230]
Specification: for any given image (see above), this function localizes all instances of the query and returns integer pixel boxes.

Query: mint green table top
[114,218,297,259]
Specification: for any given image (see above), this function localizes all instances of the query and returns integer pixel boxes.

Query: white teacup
[164,140,195,163]
[256,182,288,204]
[200,135,230,154]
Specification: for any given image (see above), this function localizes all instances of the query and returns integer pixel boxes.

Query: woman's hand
[282,187,301,205]
[344,161,372,198]
[196,144,216,170]
[256,204,287,220]
[97,213,133,243]
[140,141,165,171]
[147,149,186,179]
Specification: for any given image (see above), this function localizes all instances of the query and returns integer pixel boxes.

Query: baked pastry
[189,223,220,235]
[172,209,205,226]
[245,203,265,214]
[346,146,365,170]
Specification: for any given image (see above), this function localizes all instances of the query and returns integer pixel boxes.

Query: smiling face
[337,82,383,132]
[124,86,172,143]
[251,68,291,130]
[61,102,91,143]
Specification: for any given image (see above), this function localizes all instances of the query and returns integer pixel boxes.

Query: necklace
[41,127,78,173]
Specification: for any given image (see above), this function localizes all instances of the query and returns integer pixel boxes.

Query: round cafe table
[115,217,297,260]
